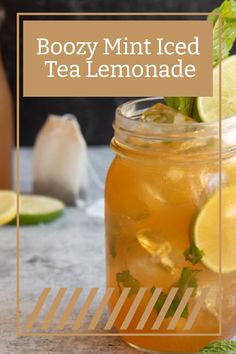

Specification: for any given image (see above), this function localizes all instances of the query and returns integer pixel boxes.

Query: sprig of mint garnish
[164,0,236,119]
[209,0,236,66]
[184,244,205,265]
[199,340,236,353]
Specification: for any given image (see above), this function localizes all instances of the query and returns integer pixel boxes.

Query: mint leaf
[164,97,195,116]
[177,267,201,298]
[116,270,140,296]
[199,340,236,353]
[184,244,205,265]
[165,0,236,119]
[208,0,236,66]
[151,267,200,319]
[151,287,189,319]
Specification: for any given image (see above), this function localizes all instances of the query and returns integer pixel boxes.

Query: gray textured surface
[0,147,144,354]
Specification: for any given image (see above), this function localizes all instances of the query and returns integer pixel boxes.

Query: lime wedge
[197,55,236,122]
[194,185,236,274]
[19,195,64,225]
[0,191,17,225]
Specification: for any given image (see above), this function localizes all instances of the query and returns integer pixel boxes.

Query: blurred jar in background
[0,7,13,189]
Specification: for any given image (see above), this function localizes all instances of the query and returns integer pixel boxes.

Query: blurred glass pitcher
[0,6,13,189]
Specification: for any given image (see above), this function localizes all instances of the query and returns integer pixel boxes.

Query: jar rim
[115,97,236,141]
[113,97,236,162]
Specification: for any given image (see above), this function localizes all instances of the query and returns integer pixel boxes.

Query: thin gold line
[25,288,51,330]
[56,288,82,330]
[218,12,222,336]
[184,288,209,330]
[120,288,146,330]
[167,288,193,330]
[41,288,67,330]
[17,12,213,16]
[88,288,114,330]
[104,288,130,330]
[17,10,220,337]
[16,12,20,336]
[17,332,221,337]
[152,288,178,330]
[136,288,162,330]
[72,288,98,330]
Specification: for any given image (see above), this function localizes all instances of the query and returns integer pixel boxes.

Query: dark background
[0,0,224,146]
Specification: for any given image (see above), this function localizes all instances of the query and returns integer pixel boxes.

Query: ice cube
[136,229,178,275]
[142,103,194,124]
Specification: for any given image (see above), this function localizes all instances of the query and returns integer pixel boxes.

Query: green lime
[197,55,236,122]
[18,195,64,225]
[193,184,236,274]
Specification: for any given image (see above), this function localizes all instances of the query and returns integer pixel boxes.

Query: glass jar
[105,97,236,353]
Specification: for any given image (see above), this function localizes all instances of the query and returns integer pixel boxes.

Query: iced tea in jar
[105,98,236,353]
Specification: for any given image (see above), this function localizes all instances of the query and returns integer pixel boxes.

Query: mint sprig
[164,0,236,119]
[199,340,236,353]
[209,0,236,66]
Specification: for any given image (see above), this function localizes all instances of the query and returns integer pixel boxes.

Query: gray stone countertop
[0,147,145,354]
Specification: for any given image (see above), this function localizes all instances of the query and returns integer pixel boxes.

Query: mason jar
[105,97,236,353]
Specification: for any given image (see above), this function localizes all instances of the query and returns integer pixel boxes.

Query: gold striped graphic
[167,288,193,330]
[136,287,162,330]
[184,288,210,330]
[24,287,209,333]
[121,288,146,330]
[152,288,179,330]
[72,288,98,330]
[104,288,130,330]
[41,288,67,330]
[56,288,82,330]
[88,288,114,330]
[25,288,51,330]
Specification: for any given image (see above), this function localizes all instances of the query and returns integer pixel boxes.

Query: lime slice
[194,185,236,274]
[197,55,236,122]
[0,191,17,225]
[19,195,64,225]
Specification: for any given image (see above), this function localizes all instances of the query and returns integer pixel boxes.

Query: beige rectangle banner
[23,20,213,97]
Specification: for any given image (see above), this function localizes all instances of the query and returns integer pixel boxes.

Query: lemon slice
[194,185,236,273]
[19,195,64,225]
[0,191,17,225]
[197,55,236,122]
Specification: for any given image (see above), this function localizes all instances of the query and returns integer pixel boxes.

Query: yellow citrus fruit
[194,185,236,273]
[0,190,17,225]
[197,55,236,122]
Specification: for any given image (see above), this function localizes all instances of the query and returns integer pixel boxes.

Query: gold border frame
[16,12,222,337]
